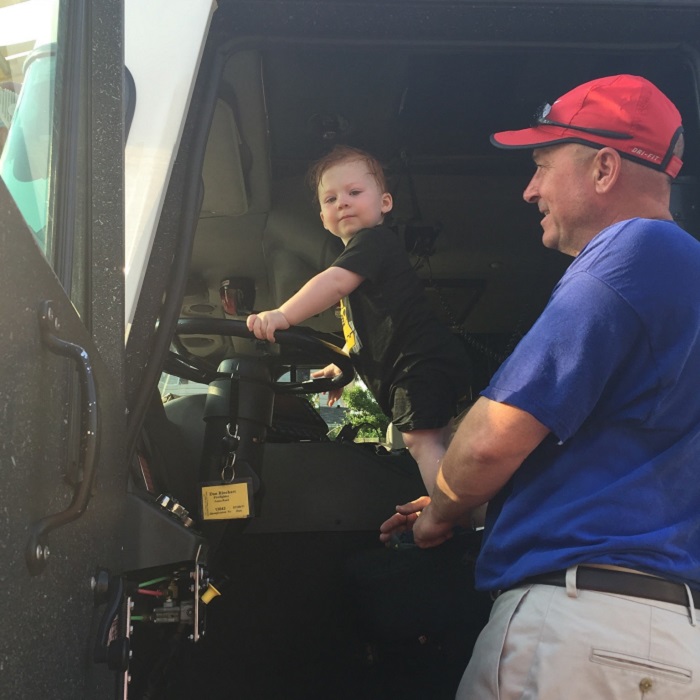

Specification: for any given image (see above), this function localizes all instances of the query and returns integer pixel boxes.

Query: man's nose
[523,177,539,204]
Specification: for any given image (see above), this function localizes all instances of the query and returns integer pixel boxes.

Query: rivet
[639,677,653,693]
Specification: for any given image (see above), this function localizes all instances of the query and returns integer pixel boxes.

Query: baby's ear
[319,210,328,229]
[381,192,393,213]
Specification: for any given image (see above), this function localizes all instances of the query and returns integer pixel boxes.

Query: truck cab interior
[122,2,700,698]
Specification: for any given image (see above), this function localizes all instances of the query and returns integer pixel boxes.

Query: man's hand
[246,310,290,342]
[311,363,343,405]
[379,496,431,543]
[412,503,455,549]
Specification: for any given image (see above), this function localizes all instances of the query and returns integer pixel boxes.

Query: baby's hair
[308,145,388,203]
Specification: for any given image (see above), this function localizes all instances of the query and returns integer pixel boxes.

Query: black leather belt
[520,566,700,610]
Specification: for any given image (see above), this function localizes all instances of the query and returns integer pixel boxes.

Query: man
[380,74,700,698]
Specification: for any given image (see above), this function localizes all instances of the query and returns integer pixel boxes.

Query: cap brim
[490,127,571,149]
[491,128,684,178]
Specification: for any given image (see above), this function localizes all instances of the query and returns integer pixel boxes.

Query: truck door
[0,1,128,698]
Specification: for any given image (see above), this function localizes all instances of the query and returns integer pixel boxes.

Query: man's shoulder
[582,217,692,261]
[567,216,700,302]
[606,216,688,240]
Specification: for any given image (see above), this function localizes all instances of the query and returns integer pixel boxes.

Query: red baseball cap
[491,74,684,178]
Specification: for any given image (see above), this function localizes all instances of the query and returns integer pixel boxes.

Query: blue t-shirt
[478,218,700,591]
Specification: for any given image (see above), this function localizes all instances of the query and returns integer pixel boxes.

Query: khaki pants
[458,569,700,699]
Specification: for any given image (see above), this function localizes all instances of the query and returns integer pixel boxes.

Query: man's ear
[593,148,622,193]
[381,192,393,214]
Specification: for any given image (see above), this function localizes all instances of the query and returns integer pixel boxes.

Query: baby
[247,145,471,492]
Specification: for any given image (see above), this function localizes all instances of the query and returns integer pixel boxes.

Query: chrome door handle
[26,300,100,575]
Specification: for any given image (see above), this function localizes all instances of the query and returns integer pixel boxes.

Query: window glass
[0,0,59,257]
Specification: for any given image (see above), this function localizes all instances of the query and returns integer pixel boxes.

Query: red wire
[137,588,165,597]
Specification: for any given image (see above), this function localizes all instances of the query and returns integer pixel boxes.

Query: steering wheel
[171,318,354,395]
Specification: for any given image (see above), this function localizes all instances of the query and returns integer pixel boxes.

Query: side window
[0,0,58,260]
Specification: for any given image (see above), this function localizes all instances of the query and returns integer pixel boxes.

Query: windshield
[0,0,59,256]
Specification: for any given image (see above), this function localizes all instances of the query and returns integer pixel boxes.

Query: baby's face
[318,159,392,242]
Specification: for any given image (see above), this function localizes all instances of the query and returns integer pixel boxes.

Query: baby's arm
[247,266,363,342]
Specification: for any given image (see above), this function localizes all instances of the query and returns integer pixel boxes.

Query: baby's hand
[246,310,290,343]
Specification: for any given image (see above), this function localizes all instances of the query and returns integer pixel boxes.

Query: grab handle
[26,300,100,575]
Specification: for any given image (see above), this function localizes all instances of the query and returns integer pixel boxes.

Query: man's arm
[412,396,550,548]
[247,267,363,342]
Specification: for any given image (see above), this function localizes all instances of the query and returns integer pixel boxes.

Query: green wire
[138,575,170,587]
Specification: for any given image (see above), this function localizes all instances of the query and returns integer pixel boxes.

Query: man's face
[318,159,392,243]
[522,144,598,256]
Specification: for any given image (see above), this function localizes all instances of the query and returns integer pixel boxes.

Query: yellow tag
[339,298,362,353]
[201,482,251,520]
